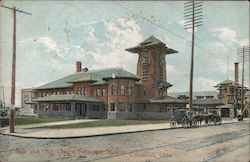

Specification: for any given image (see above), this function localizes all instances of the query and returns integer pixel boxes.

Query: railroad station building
[214,62,249,117]
[28,36,188,119]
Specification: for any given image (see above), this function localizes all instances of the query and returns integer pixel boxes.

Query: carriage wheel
[181,118,188,128]
[218,117,222,125]
[170,120,176,128]
[192,118,198,127]
[213,118,217,125]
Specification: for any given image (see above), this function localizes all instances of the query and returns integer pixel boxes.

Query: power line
[113,1,227,64]
[113,1,189,42]
[164,1,236,56]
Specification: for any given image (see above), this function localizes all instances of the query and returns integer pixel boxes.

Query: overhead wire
[113,1,228,64]
[165,1,236,55]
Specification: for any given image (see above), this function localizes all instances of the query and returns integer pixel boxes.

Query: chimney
[76,61,82,72]
[234,62,239,83]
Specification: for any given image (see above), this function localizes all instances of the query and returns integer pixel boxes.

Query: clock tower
[126,36,178,100]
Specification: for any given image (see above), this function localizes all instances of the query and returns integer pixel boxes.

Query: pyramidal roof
[36,67,139,90]
[125,35,178,54]
[140,35,163,45]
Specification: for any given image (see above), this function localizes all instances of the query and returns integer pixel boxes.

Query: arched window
[84,88,87,96]
[111,85,115,95]
[120,85,125,95]
[102,89,106,96]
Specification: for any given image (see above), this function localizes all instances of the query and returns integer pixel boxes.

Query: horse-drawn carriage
[170,109,194,128]
[170,108,222,128]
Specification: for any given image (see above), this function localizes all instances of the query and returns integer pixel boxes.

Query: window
[67,105,70,111]
[129,104,133,112]
[66,91,70,94]
[96,89,101,96]
[81,88,84,95]
[129,87,133,96]
[56,92,60,95]
[228,86,234,94]
[23,94,28,101]
[102,104,106,111]
[46,92,49,96]
[141,53,149,80]
[120,85,125,95]
[56,104,60,111]
[102,89,107,96]
[119,102,125,112]
[42,92,45,97]
[110,103,115,111]
[111,85,115,95]
[84,88,87,96]
[71,91,74,94]
[77,88,81,95]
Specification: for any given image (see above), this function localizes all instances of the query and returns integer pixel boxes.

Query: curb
[0,127,174,139]
[0,120,245,139]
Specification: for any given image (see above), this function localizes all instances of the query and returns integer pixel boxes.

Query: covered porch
[34,94,107,119]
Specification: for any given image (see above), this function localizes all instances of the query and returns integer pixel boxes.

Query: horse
[193,114,205,127]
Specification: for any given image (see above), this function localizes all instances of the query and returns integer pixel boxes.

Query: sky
[0,1,249,107]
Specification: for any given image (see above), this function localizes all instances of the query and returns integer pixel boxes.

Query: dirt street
[0,122,249,162]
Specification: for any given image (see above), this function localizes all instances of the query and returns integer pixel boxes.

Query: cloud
[212,27,238,45]
[88,17,143,72]
[194,77,219,91]
[167,65,184,77]
[238,39,249,46]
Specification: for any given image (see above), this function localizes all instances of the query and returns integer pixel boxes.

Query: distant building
[33,36,186,119]
[175,94,224,115]
[169,91,218,99]
[21,88,37,114]
[214,62,249,117]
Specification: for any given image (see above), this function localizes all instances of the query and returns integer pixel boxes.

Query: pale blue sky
[0,1,249,106]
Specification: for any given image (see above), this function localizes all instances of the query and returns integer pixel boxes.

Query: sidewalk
[0,118,247,139]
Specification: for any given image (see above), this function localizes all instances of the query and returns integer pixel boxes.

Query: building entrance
[76,103,87,117]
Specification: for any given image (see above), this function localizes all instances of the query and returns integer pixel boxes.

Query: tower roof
[125,35,178,54]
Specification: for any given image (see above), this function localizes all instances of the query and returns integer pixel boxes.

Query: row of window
[110,102,133,112]
[42,91,74,97]
[77,88,88,96]
[41,85,134,97]
[111,85,133,96]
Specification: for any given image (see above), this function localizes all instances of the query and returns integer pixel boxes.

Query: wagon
[170,109,195,128]
[204,113,222,125]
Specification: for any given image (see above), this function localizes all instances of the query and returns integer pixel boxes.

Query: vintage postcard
[0,0,249,161]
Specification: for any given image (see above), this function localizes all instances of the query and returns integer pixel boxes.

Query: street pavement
[0,118,243,139]
[0,120,249,162]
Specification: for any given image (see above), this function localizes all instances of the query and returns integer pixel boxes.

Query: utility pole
[227,56,230,80]
[238,45,250,117]
[0,87,5,127]
[184,1,203,111]
[0,5,31,133]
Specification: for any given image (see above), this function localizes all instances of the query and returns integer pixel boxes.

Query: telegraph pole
[0,5,31,133]
[0,87,5,127]
[238,45,250,116]
[184,1,203,111]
